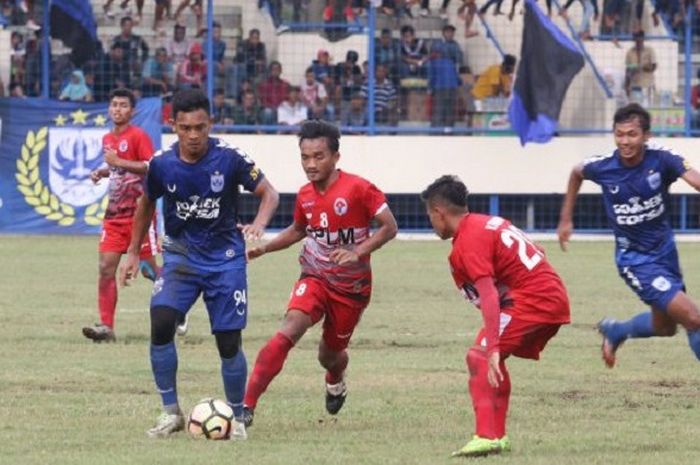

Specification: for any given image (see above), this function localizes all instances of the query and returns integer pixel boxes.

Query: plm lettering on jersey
[613,194,664,225]
[210,171,224,193]
[175,195,221,220]
[334,197,348,216]
[647,171,661,190]
[118,140,128,152]
[310,226,356,245]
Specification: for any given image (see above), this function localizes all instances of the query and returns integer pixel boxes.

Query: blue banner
[0,97,161,234]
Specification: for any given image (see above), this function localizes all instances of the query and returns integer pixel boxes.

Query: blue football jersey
[582,143,689,266]
[146,137,264,271]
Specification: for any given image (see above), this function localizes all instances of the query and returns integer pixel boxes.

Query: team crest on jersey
[118,140,128,152]
[334,197,348,216]
[210,171,225,193]
[647,171,661,190]
[652,276,671,292]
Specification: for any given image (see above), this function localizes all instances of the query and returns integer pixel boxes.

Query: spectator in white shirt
[300,67,335,120]
[277,86,309,126]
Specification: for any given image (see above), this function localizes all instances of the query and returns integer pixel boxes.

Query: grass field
[2,236,700,465]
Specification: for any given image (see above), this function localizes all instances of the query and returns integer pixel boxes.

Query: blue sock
[221,350,247,418]
[150,342,179,409]
[688,330,700,361]
[607,312,655,345]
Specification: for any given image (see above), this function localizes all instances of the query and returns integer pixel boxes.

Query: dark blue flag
[50,0,98,66]
[508,0,584,145]
[0,97,161,234]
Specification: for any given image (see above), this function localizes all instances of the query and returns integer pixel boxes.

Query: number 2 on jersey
[500,225,543,271]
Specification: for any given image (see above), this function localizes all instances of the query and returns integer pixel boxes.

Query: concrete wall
[162,134,700,194]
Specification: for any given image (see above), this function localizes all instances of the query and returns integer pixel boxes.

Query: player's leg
[664,291,700,360]
[83,250,121,342]
[243,278,324,424]
[214,330,248,439]
[317,290,367,415]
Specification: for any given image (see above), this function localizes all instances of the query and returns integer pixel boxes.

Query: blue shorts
[617,251,685,311]
[150,263,248,333]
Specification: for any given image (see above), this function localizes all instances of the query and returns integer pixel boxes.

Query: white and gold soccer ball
[187,398,234,440]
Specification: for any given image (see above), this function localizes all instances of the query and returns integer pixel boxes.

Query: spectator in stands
[228,28,267,98]
[22,27,44,97]
[301,67,334,120]
[177,41,206,89]
[323,0,355,42]
[399,25,429,79]
[59,69,92,102]
[457,0,479,38]
[141,47,174,97]
[602,0,625,43]
[236,78,255,105]
[112,16,149,76]
[361,63,397,125]
[431,24,464,66]
[9,82,26,98]
[232,89,265,130]
[174,0,203,33]
[212,88,235,125]
[104,1,145,24]
[340,91,368,129]
[652,0,683,29]
[428,48,460,128]
[94,43,132,101]
[11,31,25,58]
[375,28,401,85]
[457,65,476,126]
[311,49,335,90]
[166,24,191,70]
[691,68,700,128]
[478,0,519,21]
[335,51,363,114]
[559,0,599,40]
[471,54,516,100]
[153,0,169,34]
[277,86,309,126]
[257,61,290,124]
[624,30,656,105]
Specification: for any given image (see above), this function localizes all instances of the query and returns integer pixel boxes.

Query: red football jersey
[449,213,570,324]
[102,125,155,221]
[293,171,388,296]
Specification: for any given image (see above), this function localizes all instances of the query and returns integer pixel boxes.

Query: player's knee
[466,347,487,374]
[150,306,179,345]
[655,323,677,337]
[98,261,117,279]
[215,330,242,359]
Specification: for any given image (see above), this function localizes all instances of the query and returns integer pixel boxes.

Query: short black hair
[400,25,415,35]
[298,120,340,152]
[613,103,651,132]
[109,88,136,108]
[172,88,210,118]
[503,54,517,67]
[443,24,456,32]
[120,16,133,26]
[421,175,469,209]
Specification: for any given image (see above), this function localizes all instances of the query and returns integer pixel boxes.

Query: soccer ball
[187,398,234,440]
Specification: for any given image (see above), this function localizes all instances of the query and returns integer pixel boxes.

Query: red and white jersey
[293,171,388,296]
[449,213,570,324]
[103,125,155,221]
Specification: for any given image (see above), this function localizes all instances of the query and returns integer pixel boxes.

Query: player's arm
[557,162,585,252]
[247,221,307,261]
[90,166,110,184]
[239,177,279,241]
[681,167,700,192]
[119,195,157,286]
[473,276,504,388]
[330,207,398,266]
[104,147,149,175]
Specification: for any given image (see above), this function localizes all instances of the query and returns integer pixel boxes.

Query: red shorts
[287,276,370,352]
[473,314,562,360]
[99,219,159,258]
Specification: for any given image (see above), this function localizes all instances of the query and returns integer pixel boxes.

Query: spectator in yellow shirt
[471,54,517,100]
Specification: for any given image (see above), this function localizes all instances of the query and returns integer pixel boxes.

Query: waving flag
[508,0,585,145]
[50,0,99,66]
[0,97,161,234]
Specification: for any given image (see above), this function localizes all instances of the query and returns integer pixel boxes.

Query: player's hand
[104,147,121,168]
[90,170,103,184]
[238,223,265,242]
[556,219,573,252]
[246,245,266,261]
[329,248,360,266]
[119,253,140,287]
[487,351,503,388]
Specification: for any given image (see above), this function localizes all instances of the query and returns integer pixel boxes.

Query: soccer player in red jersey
[242,120,398,426]
[82,88,160,342]
[422,175,570,457]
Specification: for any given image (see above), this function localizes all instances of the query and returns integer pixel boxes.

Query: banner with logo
[0,97,161,234]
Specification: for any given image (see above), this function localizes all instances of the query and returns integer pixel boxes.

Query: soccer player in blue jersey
[119,88,279,439]
[557,103,700,368]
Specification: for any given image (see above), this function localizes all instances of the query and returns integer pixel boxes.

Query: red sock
[98,276,117,328]
[493,361,510,438]
[466,348,498,439]
[244,332,294,409]
[324,350,348,385]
